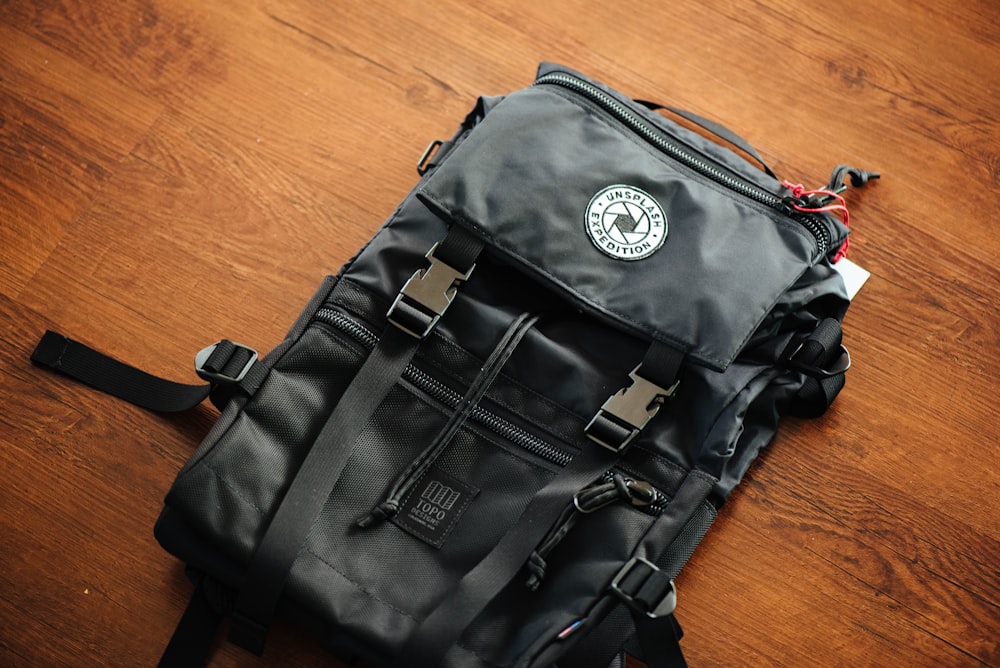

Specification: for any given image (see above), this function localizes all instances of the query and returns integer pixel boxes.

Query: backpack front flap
[156,63,852,668]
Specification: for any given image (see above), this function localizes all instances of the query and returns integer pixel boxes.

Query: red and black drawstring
[781,165,879,263]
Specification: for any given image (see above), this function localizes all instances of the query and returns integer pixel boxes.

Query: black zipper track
[533,71,831,256]
[314,308,672,515]
[314,308,574,467]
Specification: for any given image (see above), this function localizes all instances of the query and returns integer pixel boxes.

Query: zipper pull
[525,474,658,591]
[826,164,881,194]
[357,500,400,528]
[781,179,854,262]
[784,165,878,263]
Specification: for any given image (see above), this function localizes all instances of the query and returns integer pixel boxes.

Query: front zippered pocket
[313,307,674,515]
[533,70,832,256]
[314,307,575,468]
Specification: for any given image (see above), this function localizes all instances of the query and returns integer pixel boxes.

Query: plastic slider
[610,557,677,619]
[387,243,475,339]
[585,366,678,452]
[194,340,258,384]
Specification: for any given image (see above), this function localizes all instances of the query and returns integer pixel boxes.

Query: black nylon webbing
[30,330,211,412]
[393,442,619,668]
[432,225,483,273]
[786,318,846,418]
[639,341,684,389]
[631,612,687,668]
[616,471,715,668]
[157,577,224,668]
[227,324,420,655]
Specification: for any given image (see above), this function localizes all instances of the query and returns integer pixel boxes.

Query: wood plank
[0,25,160,297]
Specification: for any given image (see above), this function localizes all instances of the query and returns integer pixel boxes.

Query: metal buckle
[416,139,444,176]
[387,243,475,339]
[194,340,258,384]
[788,343,851,378]
[610,557,677,619]
[585,366,679,452]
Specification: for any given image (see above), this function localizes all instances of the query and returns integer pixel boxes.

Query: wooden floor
[1,1,997,666]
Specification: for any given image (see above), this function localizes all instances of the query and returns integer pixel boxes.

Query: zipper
[314,307,574,468]
[525,471,668,590]
[533,71,832,256]
[314,307,671,536]
[596,469,667,515]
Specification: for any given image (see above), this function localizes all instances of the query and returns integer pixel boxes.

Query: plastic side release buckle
[585,366,678,452]
[194,340,258,384]
[387,243,475,339]
[610,557,677,619]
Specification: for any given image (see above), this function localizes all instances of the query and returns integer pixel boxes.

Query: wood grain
[1,0,997,666]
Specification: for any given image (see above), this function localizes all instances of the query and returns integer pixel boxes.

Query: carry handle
[635,100,776,179]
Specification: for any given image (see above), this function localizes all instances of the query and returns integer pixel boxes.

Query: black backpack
[32,63,877,667]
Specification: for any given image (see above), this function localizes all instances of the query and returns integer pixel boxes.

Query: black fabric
[624,472,716,665]
[359,312,540,528]
[640,341,684,389]
[632,613,687,668]
[434,224,485,274]
[785,318,847,418]
[393,441,621,668]
[157,577,224,668]
[228,324,421,654]
[416,69,824,371]
[31,330,211,412]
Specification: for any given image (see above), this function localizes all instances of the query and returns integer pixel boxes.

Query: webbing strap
[393,442,619,668]
[157,577,224,668]
[610,471,716,668]
[228,324,420,654]
[585,341,684,452]
[631,613,687,668]
[785,318,848,418]
[31,331,212,412]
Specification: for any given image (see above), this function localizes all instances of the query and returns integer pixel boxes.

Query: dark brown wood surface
[1,1,997,666]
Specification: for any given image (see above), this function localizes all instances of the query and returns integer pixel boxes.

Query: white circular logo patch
[585,185,667,261]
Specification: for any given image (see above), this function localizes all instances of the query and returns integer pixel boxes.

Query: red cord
[781,180,851,262]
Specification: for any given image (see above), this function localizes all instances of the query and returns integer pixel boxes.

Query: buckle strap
[31,330,213,413]
[387,228,483,339]
[228,325,422,656]
[585,342,683,452]
[610,557,677,618]
[784,317,850,378]
[194,340,258,384]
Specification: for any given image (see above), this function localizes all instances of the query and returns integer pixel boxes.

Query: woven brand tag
[393,467,479,549]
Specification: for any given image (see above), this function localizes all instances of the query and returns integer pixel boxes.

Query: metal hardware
[610,557,677,619]
[788,343,851,378]
[626,480,656,507]
[416,139,444,175]
[387,243,475,339]
[585,365,679,452]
